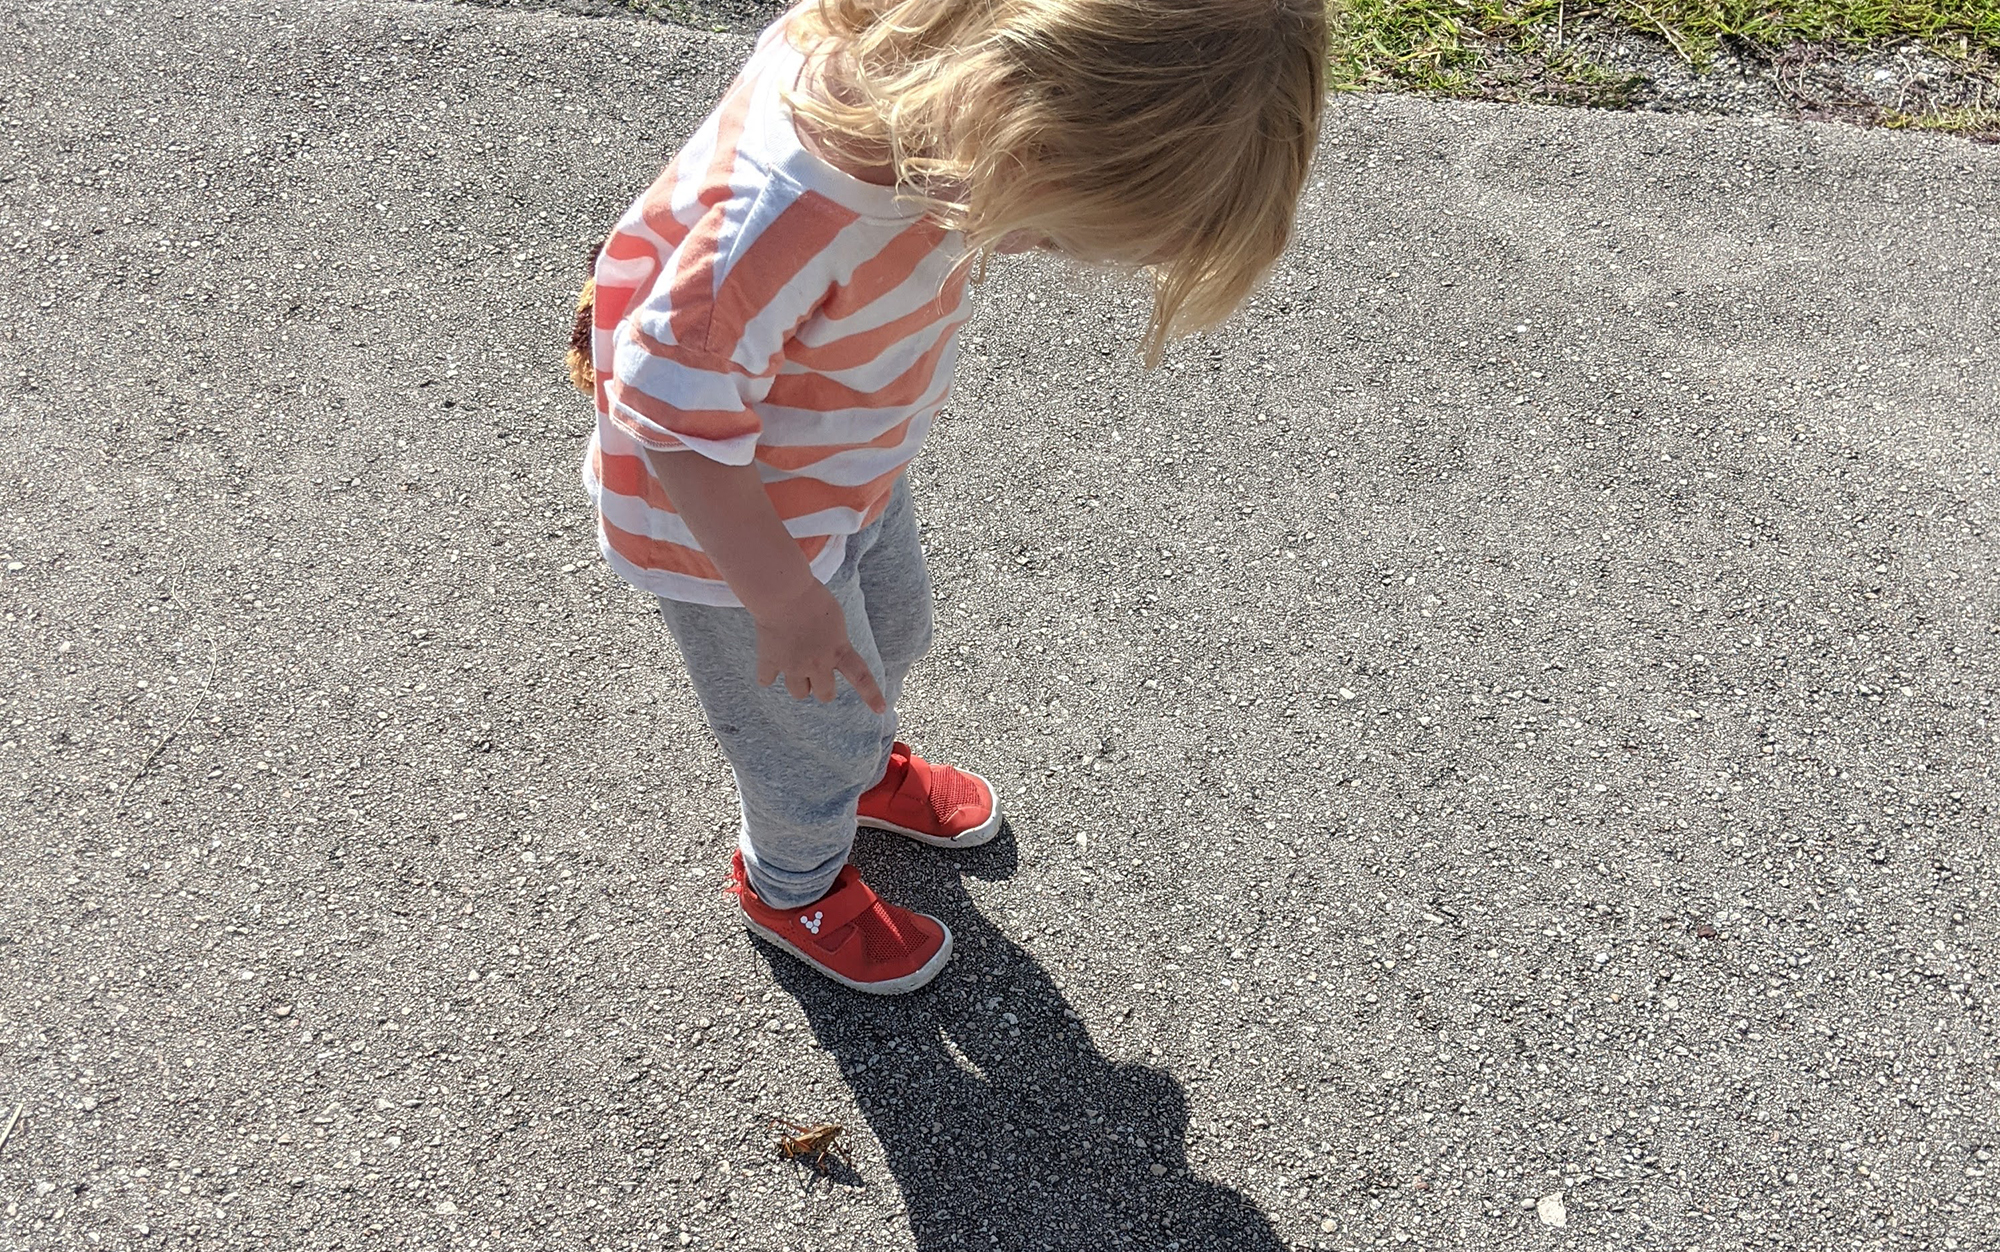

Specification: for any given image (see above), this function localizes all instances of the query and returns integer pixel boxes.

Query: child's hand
[638,450,889,715]
[751,582,888,714]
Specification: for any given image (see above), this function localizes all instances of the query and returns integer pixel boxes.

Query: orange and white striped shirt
[581,14,972,606]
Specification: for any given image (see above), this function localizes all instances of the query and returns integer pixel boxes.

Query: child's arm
[643,448,887,714]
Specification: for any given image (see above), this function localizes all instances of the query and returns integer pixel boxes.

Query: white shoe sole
[856,770,1005,848]
[743,914,954,996]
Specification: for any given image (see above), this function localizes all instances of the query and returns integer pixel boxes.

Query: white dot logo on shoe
[799,911,823,935]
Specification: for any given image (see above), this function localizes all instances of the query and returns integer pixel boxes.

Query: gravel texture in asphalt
[1,1,1997,1249]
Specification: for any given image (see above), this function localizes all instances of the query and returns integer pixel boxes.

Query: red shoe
[856,742,1002,848]
[728,851,952,995]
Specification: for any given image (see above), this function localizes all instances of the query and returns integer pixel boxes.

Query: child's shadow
[766,825,1282,1251]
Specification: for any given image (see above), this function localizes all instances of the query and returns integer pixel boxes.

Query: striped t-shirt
[581,14,971,606]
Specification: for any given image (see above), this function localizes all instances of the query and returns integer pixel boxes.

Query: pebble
[1537,1193,1568,1227]
[273,1004,293,1017]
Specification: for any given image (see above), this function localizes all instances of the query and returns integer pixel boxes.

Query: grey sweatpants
[658,475,934,910]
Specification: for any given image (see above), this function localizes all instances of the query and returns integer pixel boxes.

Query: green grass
[1611,0,1999,54]
[1882,103,2000,131]
[564,0,2000,137]
[1329,0,2000,135]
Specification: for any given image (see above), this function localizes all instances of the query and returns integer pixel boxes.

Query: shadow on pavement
[765,825,1280,1252]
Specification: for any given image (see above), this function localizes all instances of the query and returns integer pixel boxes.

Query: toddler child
[576,0,1326,993]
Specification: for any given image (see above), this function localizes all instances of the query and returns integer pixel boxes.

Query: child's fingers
[837,650,888,715]
[809,660,841,703]
[756,651,780,688]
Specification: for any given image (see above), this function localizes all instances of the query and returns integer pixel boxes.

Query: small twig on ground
[117,534,221,812]
[1555,0,1564,50]
[0,1103,22,1156]
[117,630,218,812]
[1771,43,1817,110]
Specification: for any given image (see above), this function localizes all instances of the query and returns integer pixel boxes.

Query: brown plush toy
[566,241,604,395]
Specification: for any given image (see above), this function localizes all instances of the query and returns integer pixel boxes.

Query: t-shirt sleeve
[604,319,770,465]
[604,190,842,466]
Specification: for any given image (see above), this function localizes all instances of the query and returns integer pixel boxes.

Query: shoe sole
[856,771,1005,848]
[742,914,954,996]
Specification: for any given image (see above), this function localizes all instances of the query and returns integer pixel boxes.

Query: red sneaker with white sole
[856,742,1002,848]
[728,851,952,995]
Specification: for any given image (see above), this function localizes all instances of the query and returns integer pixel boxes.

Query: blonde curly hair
[785,0,1327,364]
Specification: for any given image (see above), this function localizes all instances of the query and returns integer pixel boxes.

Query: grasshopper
[773,1119,853,1173]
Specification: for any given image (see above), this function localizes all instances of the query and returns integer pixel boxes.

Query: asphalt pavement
[1,1,1997,1249]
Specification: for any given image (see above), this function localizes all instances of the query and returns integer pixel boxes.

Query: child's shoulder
[691,20,828,197]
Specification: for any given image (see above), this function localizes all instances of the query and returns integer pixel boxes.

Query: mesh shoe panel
[855,902,927,965]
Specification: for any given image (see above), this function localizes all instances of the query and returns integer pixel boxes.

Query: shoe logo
[799,911,823,935]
